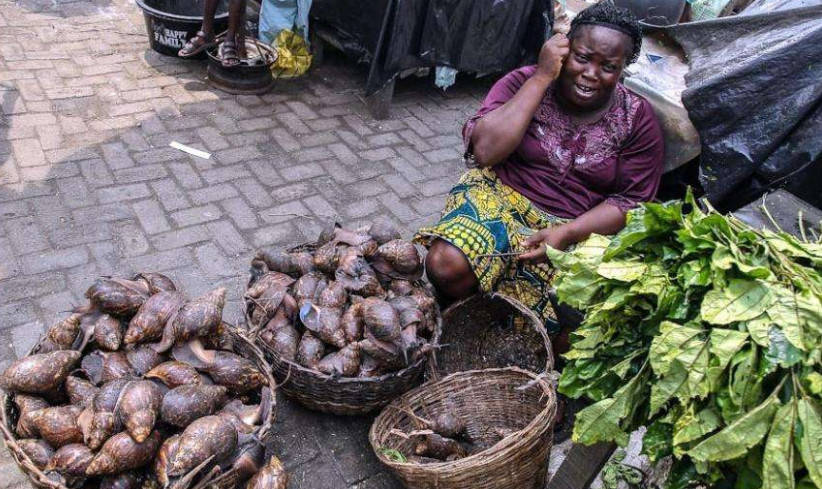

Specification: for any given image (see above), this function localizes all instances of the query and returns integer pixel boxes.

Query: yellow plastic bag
[270,29,312,78]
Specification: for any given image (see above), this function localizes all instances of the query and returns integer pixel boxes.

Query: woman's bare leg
[425,238,479,301]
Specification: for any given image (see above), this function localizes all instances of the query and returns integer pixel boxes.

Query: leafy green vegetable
[378,447,407,463]
[553,195,822,488]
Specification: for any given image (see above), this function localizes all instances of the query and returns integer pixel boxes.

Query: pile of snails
[0,273,287,489]
[248,218,439,378]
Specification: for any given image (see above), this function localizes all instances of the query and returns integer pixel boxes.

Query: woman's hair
[568,1,642,66]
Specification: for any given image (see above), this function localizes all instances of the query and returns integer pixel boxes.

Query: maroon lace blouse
[464,65,665,219]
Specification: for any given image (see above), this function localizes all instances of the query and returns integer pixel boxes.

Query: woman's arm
[518,201,626,261]
[471,34,569,167]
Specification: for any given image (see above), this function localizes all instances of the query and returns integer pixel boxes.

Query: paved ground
[0,0,499,487]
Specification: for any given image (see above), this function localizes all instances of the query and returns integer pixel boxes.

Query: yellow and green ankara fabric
[415,168,564,333]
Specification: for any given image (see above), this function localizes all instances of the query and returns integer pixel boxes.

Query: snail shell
[292,272,325,308]
[167,415,238,477]
[259,313,299,361]
[362,298,401,343]
[296,332,325,369]
[29,405,84,448]
[317,280,348,309]
[359,337,404,370]
[368,217,401,245]
[340,303,364,343]
[115,380,164,443]
[101,351,135,383]
[65,376,98,408]
[125,291,185,345]
[13,394,49,438]
[125,345,166,377]
[94,314,124,351]
[38,314,82,353]
[86,430,161,476]
[88,378,130,450]
[160,384,228,427]
[358,353,382,378]
[0,350,80,395]
[389,279,414,296]
[153,434,179,488]
[17,439,54,469]
[85,278,150,316]
[144,361,201,388]
[203,352,265,394]
[246,456,288,489]
[317,342,361,377]
[335,249,384,297]
[46,443,94,476]
[246,272,295,326]
[255,250,299,276]
[313,241,344,274]
[300,304,346,348]
[133,272,177,294]
[155,288,226,352]
[100,472,142,489]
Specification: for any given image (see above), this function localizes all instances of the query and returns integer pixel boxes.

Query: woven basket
[432,293,554,376]
[254,309,442,416]
[249,242,443,415]
[369,367,556,489]
[1,324,276,489]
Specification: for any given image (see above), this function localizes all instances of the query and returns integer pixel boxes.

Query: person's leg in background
[178,0,220,57]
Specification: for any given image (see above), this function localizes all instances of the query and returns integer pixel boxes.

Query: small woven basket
[369,367,556,489]
[249,242,443,415]
[1,324,276,489]
[433,293,554,375]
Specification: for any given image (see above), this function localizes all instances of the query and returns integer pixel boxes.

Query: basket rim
[434,292,555,377]
[1,319,277,489]
[368,366,557,472]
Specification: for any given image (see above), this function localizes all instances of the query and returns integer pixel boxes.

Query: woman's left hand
[518,225,574,263]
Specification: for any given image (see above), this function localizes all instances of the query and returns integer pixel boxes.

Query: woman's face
[557,25,631,113]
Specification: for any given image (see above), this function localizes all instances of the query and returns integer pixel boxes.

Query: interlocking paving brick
[97,182,152,203]
[132,199,171,234]
[170,204,222,227]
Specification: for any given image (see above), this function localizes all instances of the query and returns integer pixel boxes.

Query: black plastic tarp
[310,0,552,95]
[655,3,822,210]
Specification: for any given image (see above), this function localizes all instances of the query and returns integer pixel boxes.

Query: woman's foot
[178,31,216,57]
[220,39,241,68]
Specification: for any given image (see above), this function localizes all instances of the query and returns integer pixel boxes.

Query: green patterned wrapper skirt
[415,168,565,333]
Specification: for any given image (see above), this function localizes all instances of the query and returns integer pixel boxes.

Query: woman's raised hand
[535,33,570,82]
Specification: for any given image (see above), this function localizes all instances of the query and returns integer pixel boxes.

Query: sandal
[220,39,241,68]
[178,31,216,57]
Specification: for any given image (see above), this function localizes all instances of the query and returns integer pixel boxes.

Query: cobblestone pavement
[0,0,495,487]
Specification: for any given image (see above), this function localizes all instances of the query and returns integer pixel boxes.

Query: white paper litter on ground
[170,141,211,160]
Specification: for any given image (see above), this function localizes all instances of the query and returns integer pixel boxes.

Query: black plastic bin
[135,0,230,57]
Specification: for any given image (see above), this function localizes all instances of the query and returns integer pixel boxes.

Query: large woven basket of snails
[369,367,556,489]
[0,273,288,489]
[247,218,442,416]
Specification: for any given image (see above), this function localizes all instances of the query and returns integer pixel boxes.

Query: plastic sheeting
[656,2,822,209]
[310,0,552,95]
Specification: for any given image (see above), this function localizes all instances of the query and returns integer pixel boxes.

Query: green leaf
[711,245,736,270]
[379,447,407,463]
[649,321,702,377]
[707,328,749,389]
[678,258,712,287]
[553,270,605,309]
[802,371,822,396]
[572,365,648,446]
[701,279,774,325]
[597,261,648,282]
[796,398,822,489]
[673,407,722,452]
[762,402,796,489]
[745,314,773,347]
[688,393,780,462]
[765,327,803,368]
[642,420,673,461]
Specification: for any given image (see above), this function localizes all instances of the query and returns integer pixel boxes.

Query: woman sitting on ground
[416,2,664,352]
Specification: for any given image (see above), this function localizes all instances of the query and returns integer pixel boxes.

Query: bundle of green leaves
[550,192,822,489]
